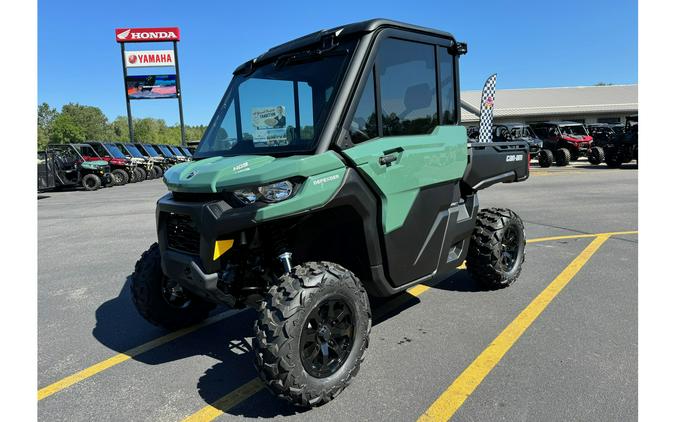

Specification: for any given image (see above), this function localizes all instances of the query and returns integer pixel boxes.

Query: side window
[377,38,438,136]
[439,48,456,124]
[349,69,378,143]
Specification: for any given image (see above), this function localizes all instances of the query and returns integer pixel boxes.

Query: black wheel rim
[161,278,191,309]
[84,177,96,188]
[300,298,355,378]
[113,173,122,184]
[499,226,521,272]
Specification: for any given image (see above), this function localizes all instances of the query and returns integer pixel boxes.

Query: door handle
[379,153,398,166]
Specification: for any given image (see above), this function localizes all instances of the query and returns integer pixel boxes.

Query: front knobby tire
[130,243,215,330]
[81,174,101,191]
[112,169,128,185]
[538,149,553,168]
[555,148,571,166]
[466,208,526,289]
[588,147,605,165]
[137,167,148,181]
[253,261,371,407]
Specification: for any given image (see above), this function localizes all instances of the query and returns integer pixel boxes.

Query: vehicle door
[341,34,467,286]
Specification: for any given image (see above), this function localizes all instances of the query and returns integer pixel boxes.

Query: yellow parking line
[181,379,265,422]
[417,234,611,422]
[527,230,637,244]
[37,231,634,402]
[37,310,238,400]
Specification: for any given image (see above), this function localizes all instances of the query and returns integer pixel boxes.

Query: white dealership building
[460,84,637,125]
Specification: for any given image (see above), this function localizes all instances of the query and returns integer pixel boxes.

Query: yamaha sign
[115,27,180,43]
[124,50,176,68]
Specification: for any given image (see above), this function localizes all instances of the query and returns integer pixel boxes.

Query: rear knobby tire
[555,148,571,166]
[466,208,526,289]
[538,149,553,168]
[130,243,215,330]
[588,146,605,165]
[253,261,371,407]
[153,166,164,178]
[81,174,101,191]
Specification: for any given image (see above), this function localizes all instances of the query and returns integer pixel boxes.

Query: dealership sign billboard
[124,50,175,68]
[115,27,180,43]
[116,25,186,144]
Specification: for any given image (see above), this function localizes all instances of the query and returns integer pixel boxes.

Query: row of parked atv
[37,142,194,192]
[468,115,638,168]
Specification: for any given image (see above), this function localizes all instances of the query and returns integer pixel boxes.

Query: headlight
[234,180,295,204]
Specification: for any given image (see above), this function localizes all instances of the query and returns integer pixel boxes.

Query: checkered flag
[478,74,497,143]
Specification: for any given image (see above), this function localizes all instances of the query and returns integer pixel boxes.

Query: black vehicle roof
[235,19,457,73]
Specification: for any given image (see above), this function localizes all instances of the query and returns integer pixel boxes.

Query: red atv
[87,141,142,184]
[530,121,593,166]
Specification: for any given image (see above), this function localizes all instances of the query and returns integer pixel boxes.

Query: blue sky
[38,0,637,126]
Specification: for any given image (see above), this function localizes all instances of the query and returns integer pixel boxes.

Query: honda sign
[115,27,180,43]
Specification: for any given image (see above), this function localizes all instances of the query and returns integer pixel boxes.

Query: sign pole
[173,41,186,147]
[120,43,135,142]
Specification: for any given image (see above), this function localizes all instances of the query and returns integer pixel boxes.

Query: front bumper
[570,142,591,155]
[156,192,260,302]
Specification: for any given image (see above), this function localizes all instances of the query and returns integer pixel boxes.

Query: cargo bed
[462,141,530,191]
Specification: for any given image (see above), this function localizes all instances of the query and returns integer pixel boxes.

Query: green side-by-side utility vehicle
[130,19,530,407]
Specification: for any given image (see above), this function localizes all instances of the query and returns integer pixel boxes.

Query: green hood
[81,160,109,170]
[163,152,345,193]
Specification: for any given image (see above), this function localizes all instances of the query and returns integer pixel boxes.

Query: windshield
[560,125,588,137]
[104,143,127,159]
[180,147,192,156]
[124,144,145,158]
[511,126,535,138]
[142,144,160,156]
[197,39,357,158]
[170,146,184,156]
[158,145,174,156]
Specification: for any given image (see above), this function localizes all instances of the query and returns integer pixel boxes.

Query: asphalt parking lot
[38,161,638,421]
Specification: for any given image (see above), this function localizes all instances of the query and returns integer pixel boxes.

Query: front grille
[166,213,200,255]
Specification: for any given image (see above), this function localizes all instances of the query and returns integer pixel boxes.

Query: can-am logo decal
[115,27,180,43]
[185,170,198,179]
[313,174,341,186]
[506,154,523,162]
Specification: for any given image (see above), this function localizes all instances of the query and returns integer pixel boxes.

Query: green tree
[60,103,111,140]
[49,114,86,144]
[38,102,58,150]
[110,116,130,141]
[134,118,163,143]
